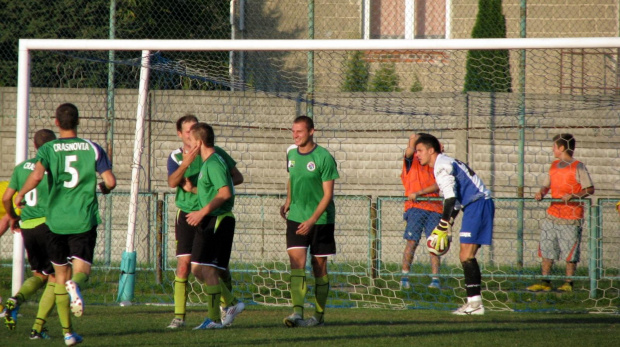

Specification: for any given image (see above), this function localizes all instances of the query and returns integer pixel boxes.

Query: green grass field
[1,303,619,347]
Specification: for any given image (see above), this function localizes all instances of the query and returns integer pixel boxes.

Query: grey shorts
[539,217,582,262]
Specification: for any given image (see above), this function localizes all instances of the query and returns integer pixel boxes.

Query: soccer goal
[10,37,620,313]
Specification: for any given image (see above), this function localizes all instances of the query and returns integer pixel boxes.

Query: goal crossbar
[18,37,620,52]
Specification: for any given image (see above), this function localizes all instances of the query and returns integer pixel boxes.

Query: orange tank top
[547,160,584,220]
[401,155,442,213]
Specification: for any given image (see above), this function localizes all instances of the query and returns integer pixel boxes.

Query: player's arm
[535,186,550,200]
[535,171,551,200]
[563,186,594,202]
[404,133,418,159]
[186,185,232,226]
[296,179,334,236]
[0,214,11,237]
[167,145,199,188]
[14,162,45,208]
[280,179,291,219]
[408,183,439,202]
[99,170,117,194]
[2,186,18,219]
[95,144,117,194]
[429,164,457,251]
[1,187,20,232]
[563,163,595,202]
[230,167,244,186]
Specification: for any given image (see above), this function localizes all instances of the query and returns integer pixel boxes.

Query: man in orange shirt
[400,133,443,290]
[527,134,594,293]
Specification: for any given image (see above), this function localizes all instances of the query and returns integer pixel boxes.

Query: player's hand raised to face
[183,143,200,163]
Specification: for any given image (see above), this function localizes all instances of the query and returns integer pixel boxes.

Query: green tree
[463,0,512,92]
[341,51,369,92]
[410,73,423,92]
[370,62,401,92]
[0,0,231,88]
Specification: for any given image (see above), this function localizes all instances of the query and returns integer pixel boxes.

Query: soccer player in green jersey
[280,116,339,327]
[166,115,244,329]
[183,123,237,329]
[14,103,116,346]
[2,129,56,339]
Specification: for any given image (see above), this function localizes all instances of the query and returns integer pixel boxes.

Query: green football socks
[72,272,89,289]
[290,269,307,316]
[15,276,45,304]
[173,276,188,320]
[32,281,56,333]
[54,282,72,335]
[205,285,222,322]
[314,275,330,320]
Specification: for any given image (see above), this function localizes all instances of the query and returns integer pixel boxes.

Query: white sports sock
[468,295,482,304]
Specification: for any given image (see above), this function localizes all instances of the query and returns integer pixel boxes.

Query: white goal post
[12,37,620,300]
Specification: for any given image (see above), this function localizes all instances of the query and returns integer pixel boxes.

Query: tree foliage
[410,73,423,92]
[0,0,231,88]
[370,62,401,92]
[341,51,369,92]
[464,0,512,93]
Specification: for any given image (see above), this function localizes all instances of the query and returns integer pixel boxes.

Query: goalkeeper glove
[430,219,451,252]
[98,182,111,195]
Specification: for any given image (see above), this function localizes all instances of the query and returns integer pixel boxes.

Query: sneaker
[452,301,485,315]
[220,306,227,323]
[30,328,52,340]
[303,316,324,327]
[526,282,552,292]
[428,279,441,289]
[4,297,18,330]
[557,282,573,292]
[400,277,410,290]
[221,301,245,327]
[65,280,84,317]
[283,313,305,328]
[167,317,185,329]
[64,332,83,346]
[193,318,223,330]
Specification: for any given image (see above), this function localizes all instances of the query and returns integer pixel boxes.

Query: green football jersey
[168,146,236,213]
[286,144,339,224]
[8,158,49,226]
[197,153,234,216]
[36,137,112,234]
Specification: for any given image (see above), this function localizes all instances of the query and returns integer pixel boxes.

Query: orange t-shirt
[401,155,442,213]
[547,160,584,220]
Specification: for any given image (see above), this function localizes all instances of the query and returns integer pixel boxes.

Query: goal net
[6,38,620,314]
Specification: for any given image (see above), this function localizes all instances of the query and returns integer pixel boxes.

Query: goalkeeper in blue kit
[415,134,494,315]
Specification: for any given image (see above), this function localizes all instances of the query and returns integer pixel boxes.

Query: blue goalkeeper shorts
[460,198,495,246]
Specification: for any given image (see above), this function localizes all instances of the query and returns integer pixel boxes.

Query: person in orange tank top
[527,134,594,293]
[399,133,443,290]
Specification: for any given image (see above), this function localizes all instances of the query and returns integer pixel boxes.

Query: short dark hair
[553,133,576,156]
[34,129,56,149]
[55,103,79,130]
[190,122,215,147]
[414,133,441,153]
[293,115,314,130]
[176,114,199,132]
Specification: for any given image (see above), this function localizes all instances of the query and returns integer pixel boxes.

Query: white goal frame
[12,37,620,295]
